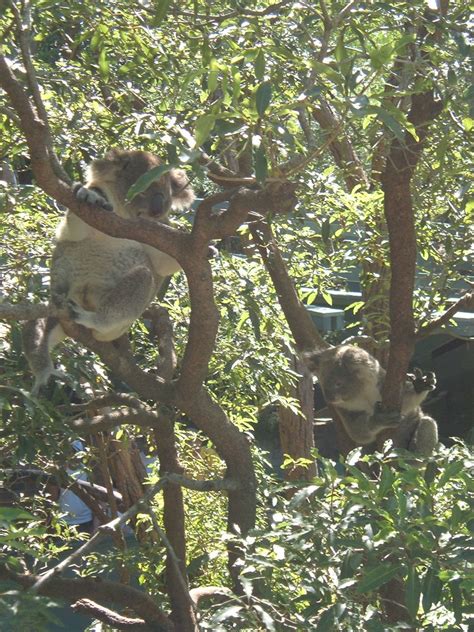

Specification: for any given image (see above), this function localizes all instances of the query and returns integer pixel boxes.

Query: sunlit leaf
[255,81,272,117]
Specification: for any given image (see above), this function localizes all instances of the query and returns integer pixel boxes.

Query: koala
[304,345,438,456]
[23,149,195,394]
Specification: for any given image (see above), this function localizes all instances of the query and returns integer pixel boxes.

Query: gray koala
[23,149,195,394]
[304,344,438,455]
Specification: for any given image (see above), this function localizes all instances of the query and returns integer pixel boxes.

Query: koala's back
[51,236,152,311]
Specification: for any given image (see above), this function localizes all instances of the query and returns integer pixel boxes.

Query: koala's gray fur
[23,149,195,394]
[304,345,438,456]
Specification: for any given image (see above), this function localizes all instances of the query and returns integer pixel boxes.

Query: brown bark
[279,355,317,482]
[311,100,370,192]
[250,219,328,352]
[0,566,173,631]
[149,307,196,632]
[379,90,443,413]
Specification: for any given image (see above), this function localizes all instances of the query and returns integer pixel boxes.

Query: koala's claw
[407,368,436,393]
[73,183,113,212]
[66,299,81,320]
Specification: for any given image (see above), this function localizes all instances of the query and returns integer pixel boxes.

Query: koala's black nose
[149,192,166,216]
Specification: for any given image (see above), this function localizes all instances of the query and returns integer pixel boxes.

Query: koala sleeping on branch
[304,345,438,456]
[23,149,195,395]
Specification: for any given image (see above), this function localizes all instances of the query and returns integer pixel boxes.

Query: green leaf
[321,218,331,242]
[255,81,272,117]
[254,50,265,81]
[208,58,219,94]
[356,563,401,593]
[406,566,421,620]
[311,61,343,84]
[369,44,394,70]
[462,117,473,132]
[154,0,171,25]
[450,579,463,623]
[98,48,109,80]
[126,164,174,201]
[422,567,443,612]
[335,34,345,64]
[376,108,405,141]
[0,507,35,522]
[254,145,268,183]
[194,114,216,148]
[438,460,464,487]
[379,465,395,496]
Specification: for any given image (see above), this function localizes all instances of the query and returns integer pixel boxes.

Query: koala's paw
[67,300,95,329]
[207,244,219,260]
[407,368,437,394]
[73,183,113,211]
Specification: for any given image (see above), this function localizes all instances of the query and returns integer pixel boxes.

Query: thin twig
[28,476,169,595]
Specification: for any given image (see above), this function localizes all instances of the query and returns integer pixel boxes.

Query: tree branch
[28,476,170,595]
[71,409,163,434]
[249,218,328,352]
[0,301,50,321]
[0,566,172,631]
[380,88,443,411]
[416,291,474,339]
[71,599,150,631]
[9,0,70,183]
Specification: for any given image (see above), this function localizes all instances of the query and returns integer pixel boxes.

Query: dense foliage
[0,0,472,630]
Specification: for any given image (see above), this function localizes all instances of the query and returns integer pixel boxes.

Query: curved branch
[189,586,233,605]
[71,599,150,631]
[10,0,70,183]
[0,566,172,631]
[416,291,474,339]
[249,218,328,352]
[71,409,163,434]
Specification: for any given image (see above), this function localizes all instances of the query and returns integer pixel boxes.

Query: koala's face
[89,149,194,220]
[306,345,378,406]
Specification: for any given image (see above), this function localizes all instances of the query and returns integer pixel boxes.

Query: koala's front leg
[340,406,401,445]
[401,368,436,414]
[73,183,113,211]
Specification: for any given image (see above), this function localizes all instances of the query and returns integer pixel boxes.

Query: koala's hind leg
[68,265,155,341]
[408,414,438,456]
[22,317,67,395]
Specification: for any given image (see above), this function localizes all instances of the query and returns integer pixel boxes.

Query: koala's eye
[120,158,131,170]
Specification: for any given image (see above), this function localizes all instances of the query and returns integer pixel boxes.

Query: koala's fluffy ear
[170,169,195,210]
[302,349,324,375]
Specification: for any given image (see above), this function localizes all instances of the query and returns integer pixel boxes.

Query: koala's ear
[302,349,323,374]
[169,168,195,210]
[104,148,123,161]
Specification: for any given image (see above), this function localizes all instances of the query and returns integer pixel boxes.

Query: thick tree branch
[0,301,50,321]
[0,566,172,631]
[380,89,443,411]
[71,599,150,631]
[72,409,163,434]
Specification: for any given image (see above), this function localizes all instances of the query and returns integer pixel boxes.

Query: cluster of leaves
[201,442,473,631]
